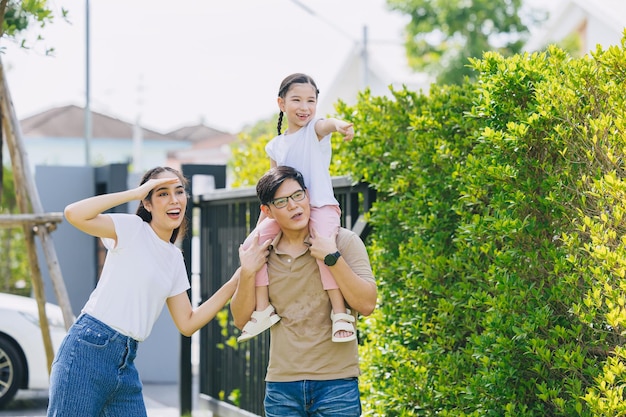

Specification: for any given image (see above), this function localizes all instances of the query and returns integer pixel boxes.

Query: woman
[47,166,236,417]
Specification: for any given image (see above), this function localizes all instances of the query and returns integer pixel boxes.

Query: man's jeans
[264,378,361,417]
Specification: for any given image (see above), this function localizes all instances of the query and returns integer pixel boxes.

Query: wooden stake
[0,56,74,372]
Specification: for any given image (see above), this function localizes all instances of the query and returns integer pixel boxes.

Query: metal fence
[193,176,375,416]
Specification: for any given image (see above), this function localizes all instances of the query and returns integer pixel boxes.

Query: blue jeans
[264,378,362,417]
[47,314,145,417]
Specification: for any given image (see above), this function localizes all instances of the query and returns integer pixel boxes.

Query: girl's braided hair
[276,73,319,135]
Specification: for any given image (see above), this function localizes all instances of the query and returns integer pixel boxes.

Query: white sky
[3,0,555,134]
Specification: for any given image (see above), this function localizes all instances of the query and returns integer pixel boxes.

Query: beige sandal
[237,305,281,342]
[331,310,356,343]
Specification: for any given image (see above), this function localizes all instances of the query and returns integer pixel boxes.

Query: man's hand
[239,233,271,275]
[308,225,339,261]
[232,234,272,329]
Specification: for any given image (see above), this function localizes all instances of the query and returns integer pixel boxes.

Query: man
[231,166,377,416]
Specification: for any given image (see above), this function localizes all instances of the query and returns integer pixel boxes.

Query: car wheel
[0,336,24,409]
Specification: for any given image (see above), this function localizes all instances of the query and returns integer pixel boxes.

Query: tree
[387,0,544,85]
[229,118,275,188]
[0,0,64,53]
[1,0,65,197]
[0,166,29,295]
[0,1,65,298]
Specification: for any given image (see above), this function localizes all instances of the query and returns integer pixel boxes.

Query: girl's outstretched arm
[315,118,354,141]
[64,177,178,239]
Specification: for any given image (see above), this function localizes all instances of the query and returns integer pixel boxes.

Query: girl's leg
[328,288,347,315]
[309,206,342,292]
[310,206,355,342]
[256,285,270,311]
[238,219,282,342]
[241,218,280,289]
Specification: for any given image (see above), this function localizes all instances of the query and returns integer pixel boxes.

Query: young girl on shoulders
[238,73,355,343]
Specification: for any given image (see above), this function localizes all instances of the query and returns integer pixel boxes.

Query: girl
[47,166,237,417]
[238,73,356,343]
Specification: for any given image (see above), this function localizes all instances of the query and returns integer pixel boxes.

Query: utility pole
[290,0,369,89]
[84,0,92,166]
[362,25,369,89]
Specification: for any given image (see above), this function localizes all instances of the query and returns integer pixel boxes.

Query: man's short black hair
[256,166,307,206]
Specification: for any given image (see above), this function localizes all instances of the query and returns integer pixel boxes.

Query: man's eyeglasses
[269,189,306,209]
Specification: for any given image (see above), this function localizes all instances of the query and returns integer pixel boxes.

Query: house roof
[21,105,176,141]
[524,0,626,52]
[571,0,626,33]
[318,42,431,116]
[166,126,237,164]
[166,124,231,143]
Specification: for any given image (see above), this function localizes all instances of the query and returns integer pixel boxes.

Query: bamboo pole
[0,57,74,372]
[0,213,63,228]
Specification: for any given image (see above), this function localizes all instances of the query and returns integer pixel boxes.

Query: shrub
[335,36,626,416]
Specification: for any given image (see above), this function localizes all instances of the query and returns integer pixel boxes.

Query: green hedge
[335,35,626,416]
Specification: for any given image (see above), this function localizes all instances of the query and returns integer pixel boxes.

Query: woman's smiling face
[144,172,187,241]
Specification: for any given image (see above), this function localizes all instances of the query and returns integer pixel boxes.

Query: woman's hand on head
[135,177,180,200]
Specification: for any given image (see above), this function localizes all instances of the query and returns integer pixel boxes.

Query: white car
[0,292,69,408]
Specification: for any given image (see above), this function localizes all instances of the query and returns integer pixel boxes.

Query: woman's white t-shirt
[81,214,190,341]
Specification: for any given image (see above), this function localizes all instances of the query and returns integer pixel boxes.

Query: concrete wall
[35,165,96,314]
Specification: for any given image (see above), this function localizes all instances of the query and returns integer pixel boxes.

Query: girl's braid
[277,111,284,135]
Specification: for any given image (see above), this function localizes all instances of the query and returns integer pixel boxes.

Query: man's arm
[230,234,271,329]
[309,228,377,316]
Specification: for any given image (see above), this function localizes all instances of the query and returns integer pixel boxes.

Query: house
[165,124,238,190]
[524,0,626,54]
[15,105,237,175]
[318,36,432,117]
[165,124,236,168]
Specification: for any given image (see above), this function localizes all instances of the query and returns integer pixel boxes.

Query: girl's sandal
[237,304,281,342]
[331,310,357,343]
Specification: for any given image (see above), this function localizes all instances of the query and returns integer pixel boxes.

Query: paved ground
[0,382,190,417]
